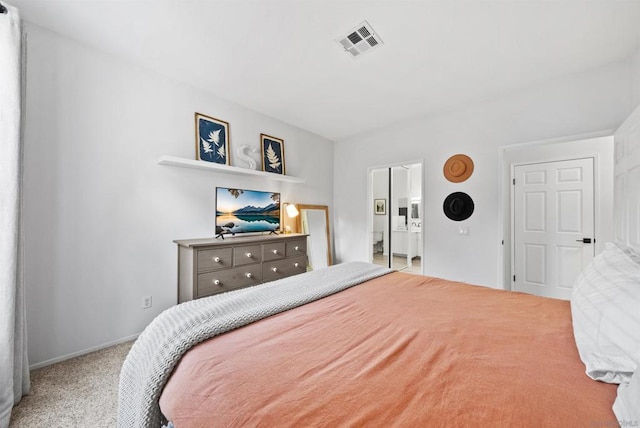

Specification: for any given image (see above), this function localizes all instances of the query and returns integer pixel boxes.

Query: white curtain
[0,2,29,426]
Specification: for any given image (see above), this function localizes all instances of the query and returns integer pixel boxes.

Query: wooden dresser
[174,233,308,303]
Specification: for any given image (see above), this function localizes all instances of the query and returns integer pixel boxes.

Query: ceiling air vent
[337,21,383,58]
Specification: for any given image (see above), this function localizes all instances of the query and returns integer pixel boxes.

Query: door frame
[367,159,425,273]
[498,132,614,291]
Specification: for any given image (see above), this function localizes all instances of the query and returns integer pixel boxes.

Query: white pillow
[571,242,640,383]
[613,370,640,424]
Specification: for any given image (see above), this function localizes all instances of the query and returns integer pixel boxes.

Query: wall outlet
[142,295,152,309]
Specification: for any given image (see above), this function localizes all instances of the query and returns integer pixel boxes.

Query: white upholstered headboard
[614,105,640,253]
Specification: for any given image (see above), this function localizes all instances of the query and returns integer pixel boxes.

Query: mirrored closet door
[370,163,423,273]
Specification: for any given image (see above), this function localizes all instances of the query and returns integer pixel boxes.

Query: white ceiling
[10,0,640,141]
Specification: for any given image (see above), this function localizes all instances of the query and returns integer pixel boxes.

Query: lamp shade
[285,203,299,218]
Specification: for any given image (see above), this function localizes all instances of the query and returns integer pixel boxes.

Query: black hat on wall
[443,192,475,221]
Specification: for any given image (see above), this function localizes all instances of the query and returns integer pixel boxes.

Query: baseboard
[29,333,139,370]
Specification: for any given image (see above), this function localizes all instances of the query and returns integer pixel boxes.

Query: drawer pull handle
[294,263,300,268]
[245,252,252,258]
[271,267,278,272]
[272,249,279,255]
[213,279,221,286]
[213,256,221,263]
[294,246,299,251]
[245,272,253,279]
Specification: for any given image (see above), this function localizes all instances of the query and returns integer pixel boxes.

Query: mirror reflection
[370,163,422,274]
[297,204,332,270]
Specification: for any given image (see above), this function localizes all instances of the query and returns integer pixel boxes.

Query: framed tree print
[260,134,285,175]
[195,112,230,165]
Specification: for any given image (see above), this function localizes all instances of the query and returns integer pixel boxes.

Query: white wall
[613,104,640,251]
[23,23,334,367]
[333,61,631,287]
[631,45,640,110]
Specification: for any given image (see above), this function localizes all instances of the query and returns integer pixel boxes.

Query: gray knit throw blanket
[117,262,392,427]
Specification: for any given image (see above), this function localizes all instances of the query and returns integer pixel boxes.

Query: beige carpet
[10,341,134,428]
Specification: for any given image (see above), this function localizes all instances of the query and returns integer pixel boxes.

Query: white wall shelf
[157,155,305,183]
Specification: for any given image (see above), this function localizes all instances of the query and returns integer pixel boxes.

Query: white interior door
[513,158,595,300]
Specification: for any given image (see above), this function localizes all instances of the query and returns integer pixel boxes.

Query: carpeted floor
[9,340,134,428]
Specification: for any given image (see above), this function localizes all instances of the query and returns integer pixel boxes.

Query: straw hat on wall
[443,154,474,183]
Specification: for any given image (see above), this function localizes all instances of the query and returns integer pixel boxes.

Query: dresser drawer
[263,242,286,261]
[233,245,262,266]
[176,234,309,303]
[286,239,307,257]
[263,255,307,282]
[197,264,262,298]
[197,248,233,272]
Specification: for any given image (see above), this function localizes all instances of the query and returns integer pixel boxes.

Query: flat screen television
[215,187,280,238]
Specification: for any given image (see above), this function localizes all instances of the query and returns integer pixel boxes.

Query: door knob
[576,238,593,243]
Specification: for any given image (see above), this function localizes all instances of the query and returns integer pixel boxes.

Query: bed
[117,248,640,427]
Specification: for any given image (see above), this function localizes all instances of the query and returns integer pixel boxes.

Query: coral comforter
[159,271,617,427]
